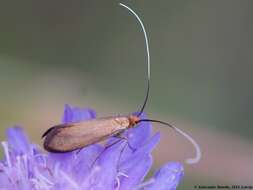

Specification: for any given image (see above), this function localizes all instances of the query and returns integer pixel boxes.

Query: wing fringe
[41,126,56,138]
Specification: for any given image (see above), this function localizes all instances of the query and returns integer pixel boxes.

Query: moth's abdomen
[43,116,130,152]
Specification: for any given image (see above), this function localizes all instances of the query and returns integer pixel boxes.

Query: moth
[42,3,201,165]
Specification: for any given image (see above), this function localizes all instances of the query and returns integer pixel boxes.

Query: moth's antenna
[119,3,150,117]
[138,119,201,165]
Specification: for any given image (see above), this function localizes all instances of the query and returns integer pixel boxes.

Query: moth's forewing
[43,116,130,152]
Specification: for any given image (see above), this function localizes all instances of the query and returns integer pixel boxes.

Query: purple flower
[0,104,184,190]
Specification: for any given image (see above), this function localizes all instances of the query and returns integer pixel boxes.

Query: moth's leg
[90,133,136,169]
[113,134,137,152]
[115,142,129,189]
[90,138,123,168]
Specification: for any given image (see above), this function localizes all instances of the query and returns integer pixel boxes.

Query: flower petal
[144,162,184,190]
[120,132,160,164]
[81,142,124,189]
[47,151,76,171]
[72,144,103,183]
[6,126,31,155]
[117,133,160,189]
[61,104,96,123]
[118,154,152,190]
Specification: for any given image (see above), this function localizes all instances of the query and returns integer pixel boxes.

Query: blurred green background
[0,0,252,189]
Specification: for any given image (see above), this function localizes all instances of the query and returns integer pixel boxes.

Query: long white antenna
[119,3,201,165]
[119,3,150,116]
[174,127,201,164]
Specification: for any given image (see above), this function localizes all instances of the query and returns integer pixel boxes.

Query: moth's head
[128,115,140,128]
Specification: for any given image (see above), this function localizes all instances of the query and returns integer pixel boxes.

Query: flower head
[0,104,184,189]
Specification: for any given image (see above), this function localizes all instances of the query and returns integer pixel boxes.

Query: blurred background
[0,0,252,189]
